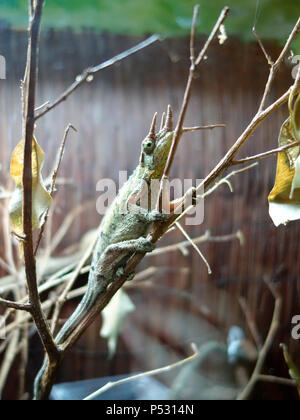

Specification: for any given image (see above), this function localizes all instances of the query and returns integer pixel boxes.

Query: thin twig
[174,163,258,224]
[157,6,230,207]
[237,279,282,400]
[258,16,300,112]
[34,124,77,255]
[182,124,226,132]
[175,221,212,274]
[84,344,199,400]
[239,297,263,350]
[258,374,297,388]
[35,35,161,120]
[151,230,243,256]
[0,298,31,312]
[232,141,300,165]
[252,28,273,66]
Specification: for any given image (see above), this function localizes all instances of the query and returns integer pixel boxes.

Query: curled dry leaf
[9,138,52,236]
[268,93,300,226]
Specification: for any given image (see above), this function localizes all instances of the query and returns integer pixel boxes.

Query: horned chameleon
[54,105,195,345]
[34,106,196,398]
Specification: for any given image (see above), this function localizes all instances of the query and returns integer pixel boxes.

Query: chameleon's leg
[127,203,171,223]
[127,178,172,222]
[92,237,155,279]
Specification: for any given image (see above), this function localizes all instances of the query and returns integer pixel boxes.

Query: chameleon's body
[34,106,196,399]
[55,110,175,345]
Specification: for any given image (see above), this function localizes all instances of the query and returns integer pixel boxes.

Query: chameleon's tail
[55,272,108,346]
[55,285,96,345]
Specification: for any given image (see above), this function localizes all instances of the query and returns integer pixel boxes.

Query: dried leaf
[9,138,52,235]
[100,289,135,357]
[268,93,300,226]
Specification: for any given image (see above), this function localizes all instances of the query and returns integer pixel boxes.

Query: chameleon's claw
[135,237,155,253]
[149,210,171,222]
[115,267,135,281]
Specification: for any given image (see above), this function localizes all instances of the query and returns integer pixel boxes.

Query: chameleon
[54,105,194,346]
[34,105,196,398]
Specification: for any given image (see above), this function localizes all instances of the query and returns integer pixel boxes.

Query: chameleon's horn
[165,105,173,132]
[148,112,158,139]
[160,112,166,131]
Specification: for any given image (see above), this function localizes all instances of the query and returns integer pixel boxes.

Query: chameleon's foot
[115,267,136,281]
[148,210,171,223]
[126,272,136,282]
[127,204,171,223]
[135,237,155,253]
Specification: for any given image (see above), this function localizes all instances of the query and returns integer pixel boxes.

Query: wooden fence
[0,26,299,399]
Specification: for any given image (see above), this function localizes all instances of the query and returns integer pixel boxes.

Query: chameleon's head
[140,105,174,179]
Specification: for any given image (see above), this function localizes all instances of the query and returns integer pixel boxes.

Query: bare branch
[35,35,160,120]
[258,16,300,112]
[253,28,273,66]
[258,374,297,388]
[21,0,59,363]
[232,141,300,165]
[84,344,199,400]
[237,281,282,400]
[159,7,230,190]
[34,123,77,255]
[239,297,263,350]
[182,124,226,132]
[0,298,31,312]
[175,221,212,274]
[151,230,243,256]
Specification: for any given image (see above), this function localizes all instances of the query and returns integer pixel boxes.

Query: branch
[257,374,297,388]
[157,6,230,206]
[239,297,263,350]
[84,344,199,400]
[237,278,282,400]
[21,0,59,363]
[0,298,31,312]
[258,16,300,112]
[35,35,160,120]
[151,230,243,256]
[34,123,77,255]
[232,141,300,165]
[182,124,226,132]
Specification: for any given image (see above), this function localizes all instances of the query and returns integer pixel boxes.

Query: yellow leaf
[9,138,52,235]
[268,94,300,226]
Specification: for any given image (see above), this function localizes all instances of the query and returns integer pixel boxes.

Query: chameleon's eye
[142,138,156,155]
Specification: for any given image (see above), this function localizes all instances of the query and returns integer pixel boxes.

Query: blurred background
[0,0,299,400]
